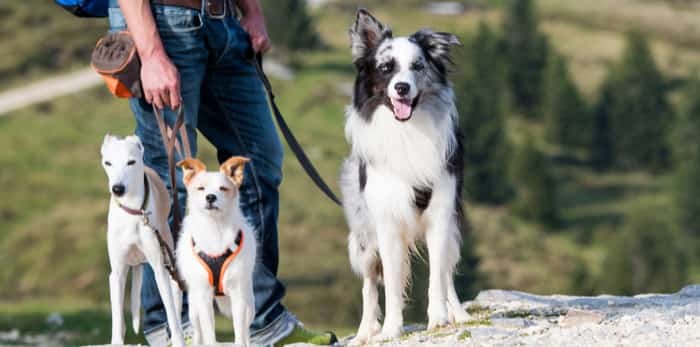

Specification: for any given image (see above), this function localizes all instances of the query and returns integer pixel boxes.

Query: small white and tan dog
[100,134,184,347]
[176,157,256,346]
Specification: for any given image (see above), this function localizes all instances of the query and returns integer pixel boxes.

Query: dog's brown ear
[220,156,250,187]
[177,158,206,186]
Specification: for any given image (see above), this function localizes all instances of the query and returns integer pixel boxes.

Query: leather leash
[251,54,343,206]
[148,105,190,290]
[152,104,191,239]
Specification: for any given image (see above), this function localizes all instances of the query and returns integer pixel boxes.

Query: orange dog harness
[191,231,244,296]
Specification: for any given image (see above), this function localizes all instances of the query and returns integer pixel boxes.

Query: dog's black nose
[395,82,410,97]
[206,194,217,203]
[111,184,126,197]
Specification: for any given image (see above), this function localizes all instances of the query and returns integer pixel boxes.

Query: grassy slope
[1,0,699,344]
[0,2,106,92]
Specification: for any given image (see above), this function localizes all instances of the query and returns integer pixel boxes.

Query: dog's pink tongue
[391,98,413,120]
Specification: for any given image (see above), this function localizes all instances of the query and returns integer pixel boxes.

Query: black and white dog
[340,9,471,344]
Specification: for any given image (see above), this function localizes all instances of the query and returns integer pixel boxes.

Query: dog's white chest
[107,213,151,265]
[346,104,454,187]
[363,166,417,222]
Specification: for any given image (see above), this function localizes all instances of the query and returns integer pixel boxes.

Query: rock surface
[70,286,700,346]
[319,285,700,347]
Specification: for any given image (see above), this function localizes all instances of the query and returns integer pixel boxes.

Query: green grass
[0,1,107,92]
[3,0,700,341]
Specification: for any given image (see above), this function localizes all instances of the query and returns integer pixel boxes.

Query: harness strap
[191,230,244,296]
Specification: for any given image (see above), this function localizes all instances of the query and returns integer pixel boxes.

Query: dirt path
[0,59,295,117]
[0,68,102,116]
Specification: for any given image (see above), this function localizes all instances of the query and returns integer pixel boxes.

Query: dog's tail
[130,264,142,334]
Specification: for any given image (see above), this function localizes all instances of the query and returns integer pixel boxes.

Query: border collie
[340,9,471,344]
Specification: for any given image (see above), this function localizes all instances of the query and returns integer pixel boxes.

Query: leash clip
[141,210,152,226]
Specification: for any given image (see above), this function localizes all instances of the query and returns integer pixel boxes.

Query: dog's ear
[177,158,206,186]
[409,29,461,73]
[101,133,115,155]
[220,156,250,187]
[125,135,144,154]
[350,8,392,63]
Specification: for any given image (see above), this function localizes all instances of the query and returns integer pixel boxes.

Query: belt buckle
[206,0,226,18]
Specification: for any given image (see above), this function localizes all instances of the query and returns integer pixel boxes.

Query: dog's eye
[104,161,112,166]
[197,186,205,191]
[378,61,394,74]
[220,186,229,192]
[411,61,425,71]
[127,160,136,166]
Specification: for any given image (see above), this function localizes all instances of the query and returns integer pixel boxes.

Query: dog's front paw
[349,335,369,347]
[450,307,472,324]
[427,317,449,330]
[351,320,381,346]
[373,324,402,343]
[427,299,451,330]
[427,307,449,330]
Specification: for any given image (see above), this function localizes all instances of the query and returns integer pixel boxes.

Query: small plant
[458,330,472,340]
[463,318,492,326]
[466,304,492,316]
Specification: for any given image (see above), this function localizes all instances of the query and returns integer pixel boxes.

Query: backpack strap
[54,0,109,17]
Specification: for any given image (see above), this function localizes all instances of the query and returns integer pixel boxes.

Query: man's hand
[238,0,271,54]
[118,0,181,110]
[141,53,181,110]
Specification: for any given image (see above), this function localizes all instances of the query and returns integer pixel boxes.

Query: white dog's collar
[116,174,150,216]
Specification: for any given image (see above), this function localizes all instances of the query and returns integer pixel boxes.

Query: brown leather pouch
[91,31,142,99]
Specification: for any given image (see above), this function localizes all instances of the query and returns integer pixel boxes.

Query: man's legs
[196,14,336,345]
[196,15,288,333]
[195,13,336,345]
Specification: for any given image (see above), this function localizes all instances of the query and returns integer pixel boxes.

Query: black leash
[251,54,342,206]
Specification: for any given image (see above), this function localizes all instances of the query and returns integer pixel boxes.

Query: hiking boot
[144,321,194,347]
[250,311,338,346]
[273,323,338,346]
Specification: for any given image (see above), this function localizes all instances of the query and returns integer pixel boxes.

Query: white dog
[176,157,256,346]
[340,9,471,344]
[100,134,184,347]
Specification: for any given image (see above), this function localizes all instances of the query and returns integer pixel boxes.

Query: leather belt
[151,0,235,17]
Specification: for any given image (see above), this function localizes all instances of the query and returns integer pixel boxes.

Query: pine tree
[597,32,672,171]
[598,204,689,295]
[511,139,560,228]
[543,54,590,150]
[503,0,549,118]
[456,23,513,204]
[261,0,321,51]
[671,75,700,237]
[590,82,614,171]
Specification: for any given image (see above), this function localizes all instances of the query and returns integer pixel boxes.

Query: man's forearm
[237,0,263,16]
[117,0,166,60]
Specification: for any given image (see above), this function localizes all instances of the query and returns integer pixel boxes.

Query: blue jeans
[108,0,288,336]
